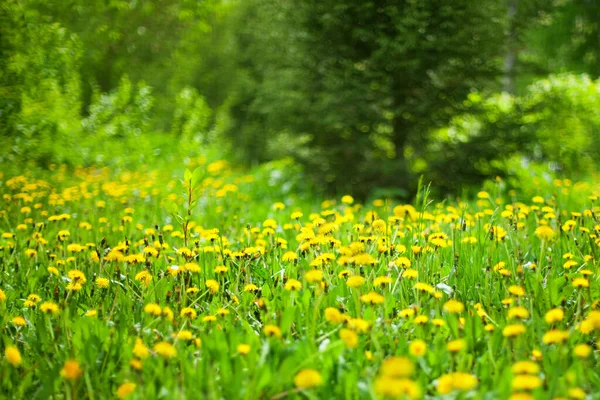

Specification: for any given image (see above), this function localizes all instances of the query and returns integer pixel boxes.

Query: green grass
[0,147,599,399]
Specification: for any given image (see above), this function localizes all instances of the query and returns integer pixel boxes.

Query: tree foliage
[1,0,599,196]
[225,0,505,196]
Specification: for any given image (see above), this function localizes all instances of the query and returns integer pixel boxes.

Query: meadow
[1,155,599,399]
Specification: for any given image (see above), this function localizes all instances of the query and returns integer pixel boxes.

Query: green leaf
[162,198,179,215]
[184,168,192,183]
[191,167,204,189]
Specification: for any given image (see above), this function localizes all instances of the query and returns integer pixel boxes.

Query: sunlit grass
[0,159,599,399]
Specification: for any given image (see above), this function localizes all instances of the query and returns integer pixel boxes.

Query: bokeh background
[1,0,599,198]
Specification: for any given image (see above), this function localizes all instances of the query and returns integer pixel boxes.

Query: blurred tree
[518,0,600,90]
[29,0,224,129]
[0,0,83,164]
[226,0,505,196]
[425,73,600,193]
[502,0,555,94]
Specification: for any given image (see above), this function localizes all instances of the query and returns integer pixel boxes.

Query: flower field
[1,159,600,399]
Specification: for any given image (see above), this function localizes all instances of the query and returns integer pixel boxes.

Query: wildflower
[202,315,216,322]
[512,361,539,374]
[338,270,351,278]
[572,278,589,288]
[542,329,569,344]
[574,344,591,358]
[85,310,97,317]
[214,265,229,274]
[508,286,525,297]
[443,299,465,314]
[545,308,564,324]
[346,276,365,288]
[374,376,421,399]
[360,292,385,305]
[217,308,230,316]
[568,388,586,399]
[183,262,200,273]
[341,195,354,204]
[563,260,578,269]
[176,330,193,341]
[5,346,22,367]
[167,265,181,277]
[284,279,302,291]
[186,287,199,294]
[324,308,345,324]
[437,372,478,394]
[206,279,219,294]
[302,270,322,284]
[237,344,251,355]
[12,316,26,326]
[535,225,555,240]
[61,360,82,380]
[396,257,412,268]
[294,369,323,389]
[153,341,177,358]
[40,301,59,314]
[347,318,370,332]
[447,338,466,352]
[340,328,358,348]
[374,276,393,287]
[134,270,152,286]
[180,307,197,319]
[93,277,108,288]
[399,308,415,318]
[414,282,434,293]
[244,284,260,292]
[403,269,418,279]
[409,339,427,357]
[414,315,429,325]
[117,382,136,399]
[512,375,543,391]
[508,306,530,319]
[0,289,6,302]
[380,357,414,378]
[503,324,526,337]
[263,325,282,338]
[133,338,149,359]
[352,253,377,266]
[532,196,545,204]
[162,307,174,321]
[144,303,162,316]
[372,219,386,234]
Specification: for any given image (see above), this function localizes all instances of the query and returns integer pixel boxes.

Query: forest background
[1,0,599,198]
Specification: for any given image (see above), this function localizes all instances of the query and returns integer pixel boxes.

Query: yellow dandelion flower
[263,324,282,338]
[284,279,302,291]
[503,324,526,337]
[40,301,59,314]
[443,299,465,314]
[5,346,22,367]
[153,341,177,358]
[117,382,136,399]
[294,369,323,389]
[60,360,82,380]
[237,344,251,355]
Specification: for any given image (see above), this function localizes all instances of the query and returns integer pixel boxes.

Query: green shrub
[423,74,600,194]
[171,87,212,140]
[82,76,154,140]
